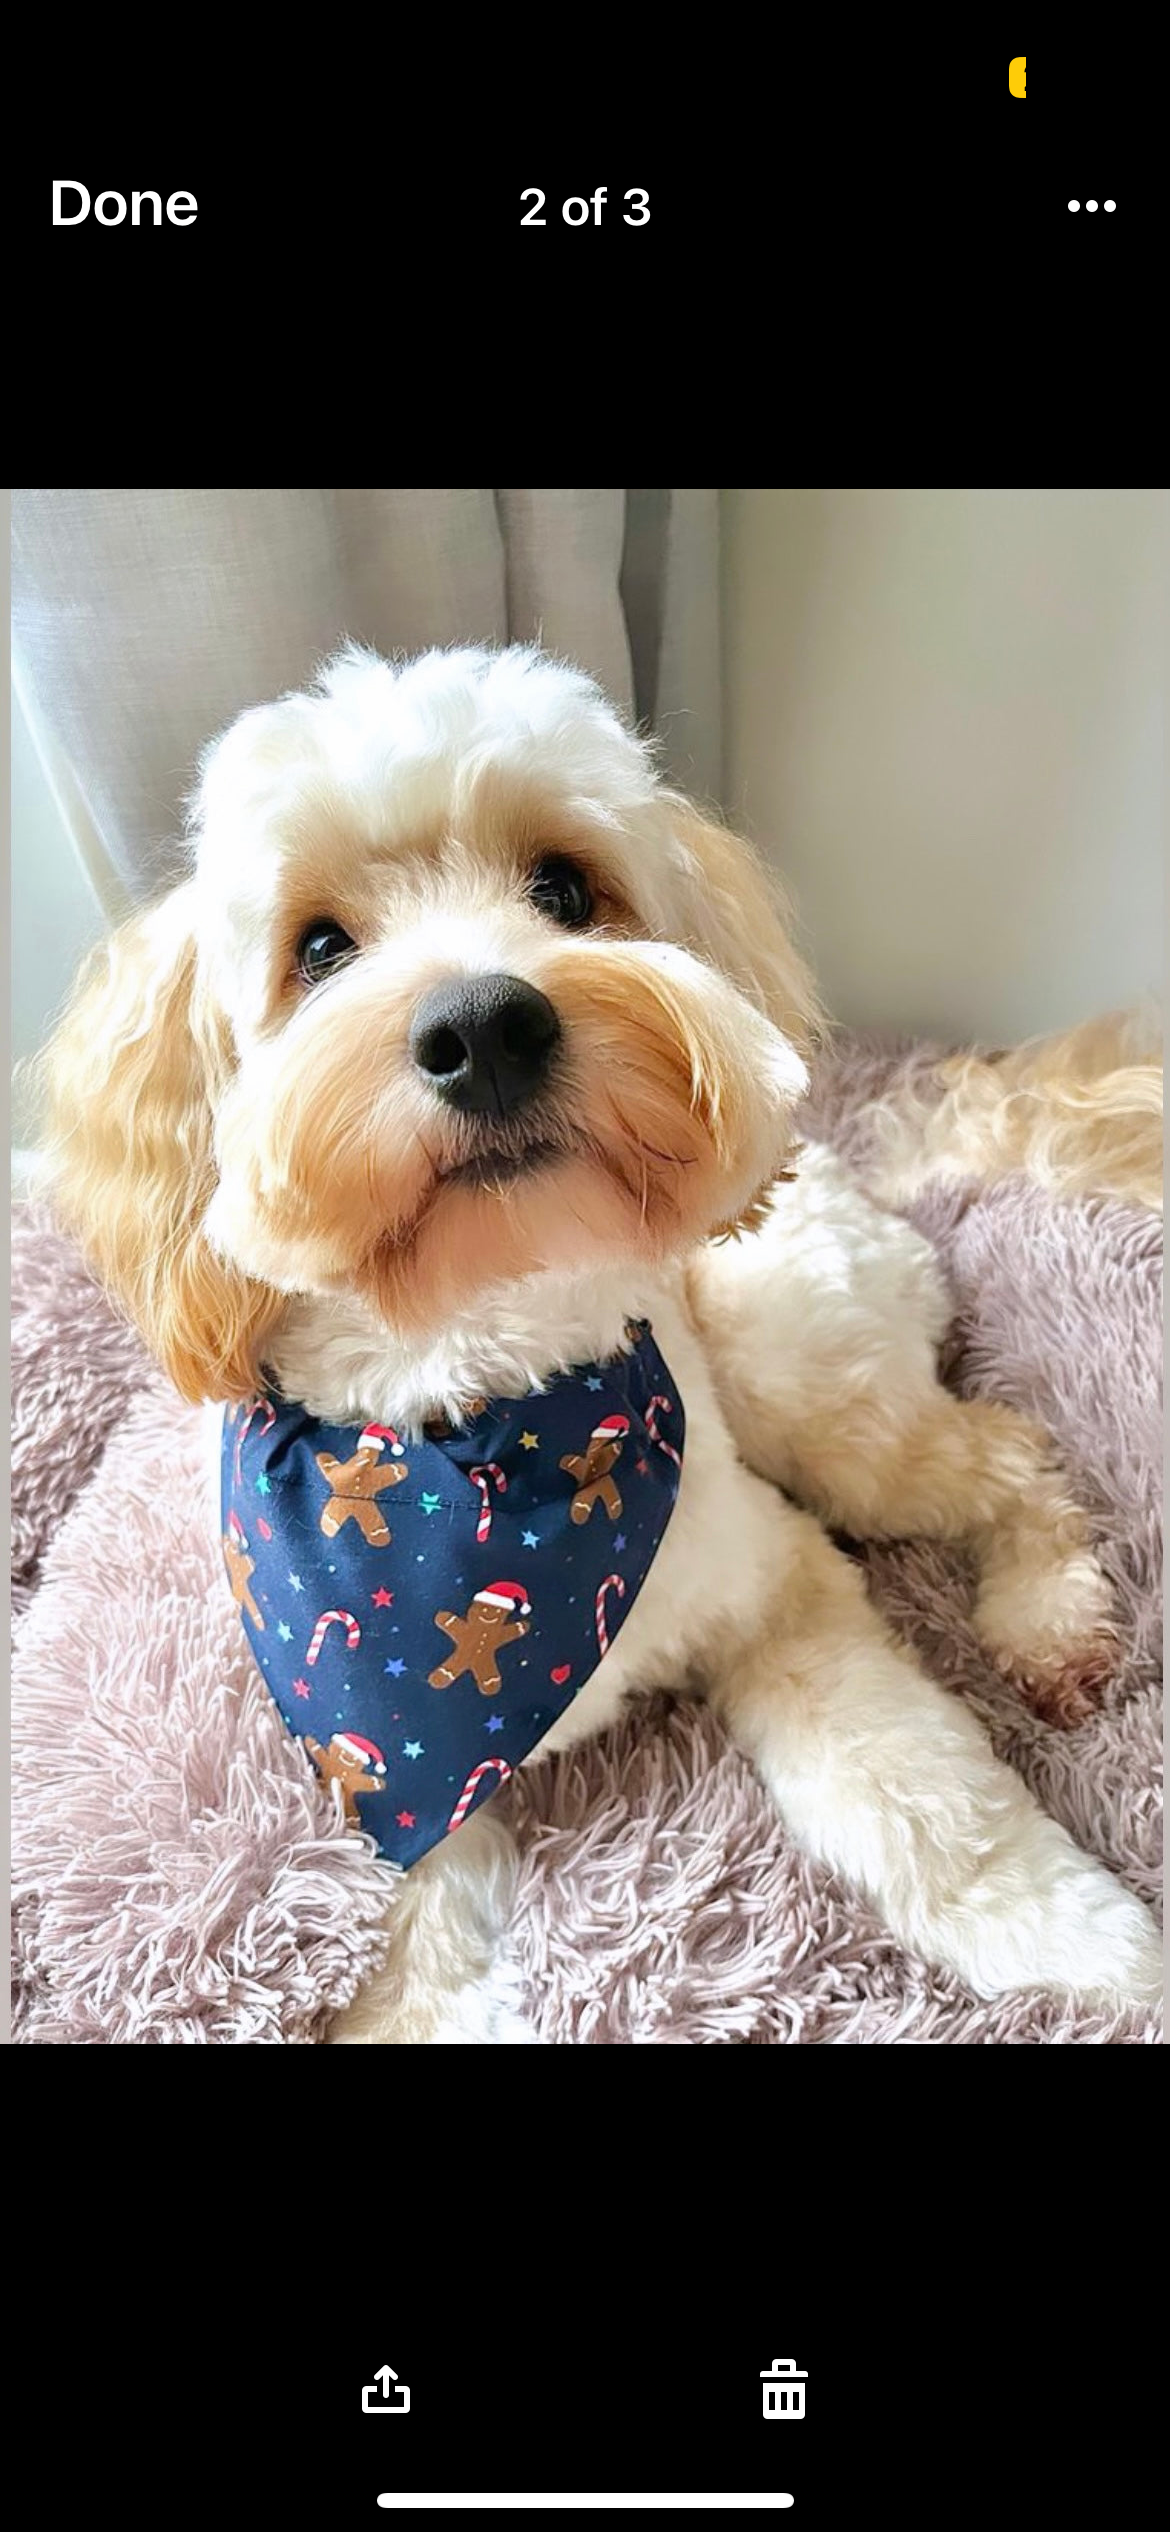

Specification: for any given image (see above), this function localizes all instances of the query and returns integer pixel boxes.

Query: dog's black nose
[410,974,562,1115]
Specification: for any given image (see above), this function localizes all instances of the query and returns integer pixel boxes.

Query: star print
[276,1620,293,1642]
[519,1431,539,1450]
[585,1375,604,1392]
[636,1457,649,1476]
[396,1811,416,1830]
[371,1586,394,1608]
[254,1471,271,1494]
[522,1529,540,1549]
[486,1714,506,1733]
[420,1491,443,1516]
[403,1739,424,1760]
[614,1532,627,1552]
[384,1658,407,1678]
[292,1678,311,1699]
[288,1573,304,1592]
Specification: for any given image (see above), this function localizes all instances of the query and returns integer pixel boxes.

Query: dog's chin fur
[35,642,819,1399]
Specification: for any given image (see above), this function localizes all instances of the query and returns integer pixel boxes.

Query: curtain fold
[12,487,721,902]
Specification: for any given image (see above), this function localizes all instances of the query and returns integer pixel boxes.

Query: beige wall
[722,488,1164,1041]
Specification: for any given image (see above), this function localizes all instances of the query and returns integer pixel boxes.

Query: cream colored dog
[40,644,1161,2041]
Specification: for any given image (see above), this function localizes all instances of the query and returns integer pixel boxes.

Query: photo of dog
[37,642,1162,2041]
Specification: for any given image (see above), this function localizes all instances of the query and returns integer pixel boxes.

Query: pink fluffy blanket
[10,1041,1163,2042]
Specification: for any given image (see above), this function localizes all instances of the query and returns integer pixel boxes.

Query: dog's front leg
[326,1805,536,2045]
[708,1508,1161,2007]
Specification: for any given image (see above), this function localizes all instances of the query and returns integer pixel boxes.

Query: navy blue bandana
[221,1321,685,1870]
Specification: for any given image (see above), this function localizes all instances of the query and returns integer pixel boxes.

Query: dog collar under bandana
[221,1321,685,1869]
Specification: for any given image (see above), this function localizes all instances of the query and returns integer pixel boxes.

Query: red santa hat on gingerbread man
[474,1578,532,1617]
[357,1423,405,1457]
[591,1412,630,1444]
[333,1731,387,1774]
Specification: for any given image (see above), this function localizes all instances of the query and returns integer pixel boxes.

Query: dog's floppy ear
[36,883,279,1403]
[665,797,824,1062]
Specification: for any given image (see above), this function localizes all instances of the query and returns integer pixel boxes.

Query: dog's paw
[974,1546,1119,1727]
[1056,1905,1163,2012]
[942,1865,1162,2009]
[987,1635,1118,1729]
[431,1986,541,2045]
[326,1991,540,2045]
[957,1853,1159,2005]
[431,1956,540,2044]
[327,1955,540,2045]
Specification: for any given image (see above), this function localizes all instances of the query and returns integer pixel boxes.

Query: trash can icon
[761,2359,807,2419]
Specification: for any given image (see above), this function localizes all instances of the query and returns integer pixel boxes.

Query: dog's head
[40,645,820,1399]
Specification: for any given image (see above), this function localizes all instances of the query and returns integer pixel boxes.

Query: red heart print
[550,1664,572,1686]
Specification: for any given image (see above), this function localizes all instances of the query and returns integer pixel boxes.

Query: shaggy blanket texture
[10,1038,1163,2043]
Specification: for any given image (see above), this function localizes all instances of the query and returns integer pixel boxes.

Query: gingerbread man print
[314,1422,408,1547]
[429,1579,532,1696]
[222,1510,265,1628]
[303,1729,388,1826]
[559,1411,629,1524]
[422,1398,489,1441]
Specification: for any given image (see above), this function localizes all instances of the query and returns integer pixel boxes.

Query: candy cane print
[596,1571,626,1657]
[447,1756,513,1835]
[644,1394,682,1473]
[233,1395,275,1490]
[306,1607,362,1666]
[470,1462,506,1544]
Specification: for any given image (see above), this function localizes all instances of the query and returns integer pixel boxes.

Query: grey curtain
[12,488,721,906]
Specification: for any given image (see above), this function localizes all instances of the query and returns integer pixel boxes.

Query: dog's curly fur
[858,1006,1163,1215]
[37,643,1162,2039]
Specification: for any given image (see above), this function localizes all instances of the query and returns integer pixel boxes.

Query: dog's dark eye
[528,856,593,929]
[297,921,358,984]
